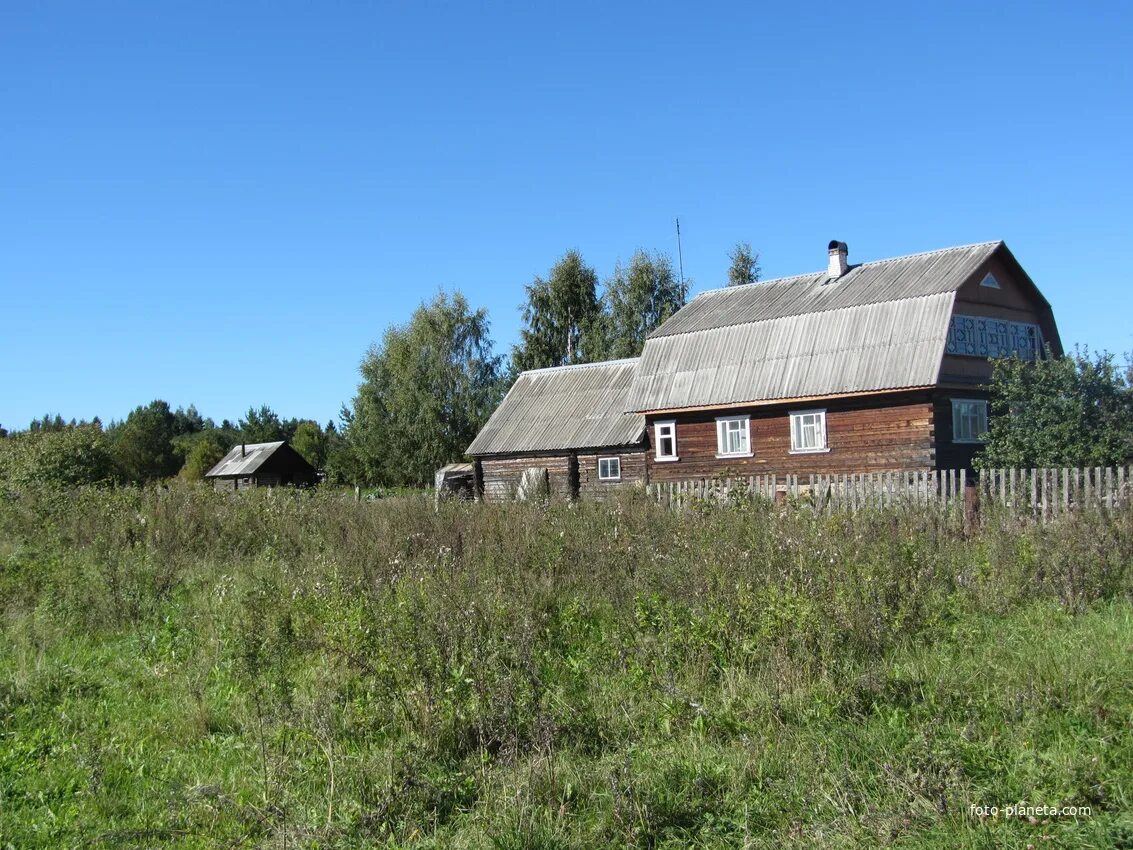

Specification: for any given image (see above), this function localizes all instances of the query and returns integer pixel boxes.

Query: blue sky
[2,1,1131,430]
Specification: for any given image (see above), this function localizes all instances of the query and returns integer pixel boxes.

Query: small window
[715,415,751,457]
[598,456,621,481]
[654,421,678,461]
[980,272,1000,289]
[952,399,989,443]
[790,409,828,453]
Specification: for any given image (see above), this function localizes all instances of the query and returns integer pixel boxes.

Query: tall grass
[1,484,1131,848]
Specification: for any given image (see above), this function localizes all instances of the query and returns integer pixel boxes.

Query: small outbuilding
[466,358,647,501]
[434,462,475,504]
[205,441,318,491]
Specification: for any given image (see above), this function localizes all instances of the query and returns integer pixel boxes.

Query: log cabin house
[466,239,1061,500]
[626,240,1061,481]
[466,358,647,501]
[205,440,318,490]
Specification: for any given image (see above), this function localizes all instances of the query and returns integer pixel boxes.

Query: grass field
[1,485,1131,848]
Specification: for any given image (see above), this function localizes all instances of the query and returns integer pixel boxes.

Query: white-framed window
[952,399,989,443]
[654,421,678,461]
[597,456,621,481]
[980,272,1001,289]
[715,415,751,457]
[790,409,828,453]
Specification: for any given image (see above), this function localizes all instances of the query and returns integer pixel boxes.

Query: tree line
[3,242,1130,489]
[2,243,760,487]
[0,401,339,488]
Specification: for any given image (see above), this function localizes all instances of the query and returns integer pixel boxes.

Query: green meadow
[1,485,1130,848]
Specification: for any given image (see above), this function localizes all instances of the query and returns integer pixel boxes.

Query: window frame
[597,456,622,482]
[715,414,752,458]
[789,408,829,454]
[951,398,989,444]
[654,420,678,462]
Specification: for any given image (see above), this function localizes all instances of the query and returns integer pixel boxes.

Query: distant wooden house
[625,240,1062,479]
[205,441,317,490]
[466,359,647,501]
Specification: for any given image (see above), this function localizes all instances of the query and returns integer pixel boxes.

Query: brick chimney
[827,240,849,278]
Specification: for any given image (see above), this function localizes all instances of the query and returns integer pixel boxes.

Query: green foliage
[178,430,231,480]
[238,404,293,444]
[290,420,328,470]
[512,250,602,372]
[591,250,687,360]
[1,485,1130,848]
[0,424,117,487]
[109,399,183,482]
[345,290,503,486]
[978,348,1133,469]
[726,241,761,287]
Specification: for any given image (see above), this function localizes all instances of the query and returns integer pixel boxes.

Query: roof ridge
[521,357,639,376]
[694,240,1003,297]
[651,291,958,341]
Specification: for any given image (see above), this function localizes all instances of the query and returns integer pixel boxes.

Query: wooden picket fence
[645,466,1132,518]
[980,466,1130,518]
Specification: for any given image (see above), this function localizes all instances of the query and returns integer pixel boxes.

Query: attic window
[946,314,1042,360]
[980,272,1000,289]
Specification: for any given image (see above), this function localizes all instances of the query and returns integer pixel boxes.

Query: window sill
[789,447,831,455]
[654,456,680,463]
[952,439,987,445]
[715,452,753,459]
[598,478,621,483]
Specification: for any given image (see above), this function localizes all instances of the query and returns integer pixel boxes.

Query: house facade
[625,240,1061,480]
[466,359,647,501]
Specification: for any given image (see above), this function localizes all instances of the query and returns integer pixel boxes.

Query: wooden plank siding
[646,393,937,481]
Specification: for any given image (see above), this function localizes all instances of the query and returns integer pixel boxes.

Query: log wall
[479,454,572,502]
[646,393,936,481]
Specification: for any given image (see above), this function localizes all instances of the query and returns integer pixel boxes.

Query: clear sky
[2,1,1131,430]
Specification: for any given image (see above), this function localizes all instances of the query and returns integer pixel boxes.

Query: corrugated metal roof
[626,295,956,411]
[626,241,1008,413]
[467,359,645,455]
[650,241,1001,338]
[206,441,286,478]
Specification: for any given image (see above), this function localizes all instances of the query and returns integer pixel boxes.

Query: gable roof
[206,441,288,478]
[467,359,645,456]
[626,241,1024,413]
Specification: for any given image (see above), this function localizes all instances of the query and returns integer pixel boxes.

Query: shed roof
[205,441,287,478]
[627,241,1023,413]
[467,359,645,456]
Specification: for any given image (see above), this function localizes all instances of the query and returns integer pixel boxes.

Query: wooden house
[625,240,1062,480]
[466,359,647,501]
[205,440,318,490]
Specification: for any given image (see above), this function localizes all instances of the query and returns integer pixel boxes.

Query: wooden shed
[205,441,318,491]
[466,359,647,502]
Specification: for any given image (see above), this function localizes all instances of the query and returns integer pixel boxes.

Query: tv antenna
[675,217,685,288]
